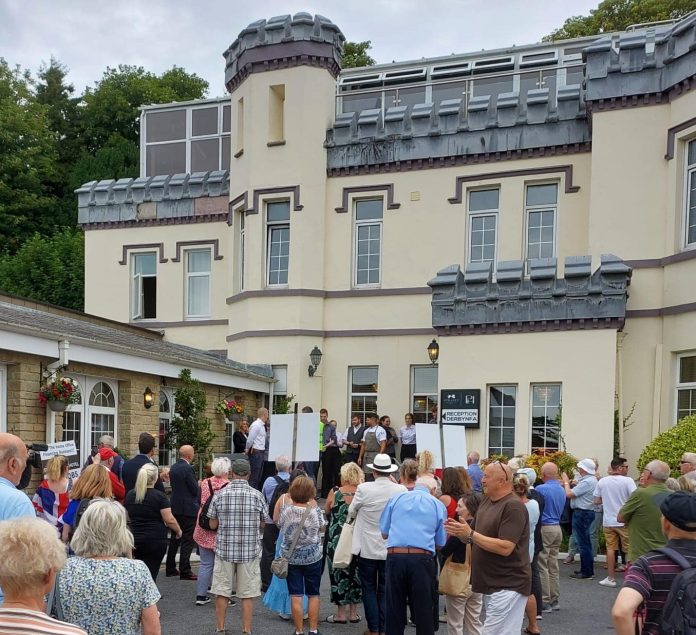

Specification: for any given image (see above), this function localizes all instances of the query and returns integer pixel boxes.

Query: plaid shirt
[207,479,268,563]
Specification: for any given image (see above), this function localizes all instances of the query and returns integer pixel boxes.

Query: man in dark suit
[165,444,200,580]
[121,432,165,494]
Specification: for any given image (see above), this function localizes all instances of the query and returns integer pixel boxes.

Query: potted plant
[38,376,80,412]
[215,398,244,421]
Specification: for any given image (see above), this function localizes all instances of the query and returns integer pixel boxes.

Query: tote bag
[438,544,472,598]
[332,518,355,569]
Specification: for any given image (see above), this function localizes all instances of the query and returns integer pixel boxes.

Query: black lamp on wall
[308,346,323,377]
[143,386,154,409]
[427,339,440,365]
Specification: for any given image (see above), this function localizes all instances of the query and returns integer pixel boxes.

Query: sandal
[349,617,362,623]
[524,629,541,635]
[326,616,348,624]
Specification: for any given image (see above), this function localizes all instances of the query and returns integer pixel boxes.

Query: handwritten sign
[40,441,81,481]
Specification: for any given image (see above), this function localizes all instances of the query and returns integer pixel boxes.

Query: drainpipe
[617,332,625,455]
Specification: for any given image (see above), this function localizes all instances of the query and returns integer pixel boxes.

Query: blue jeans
[359,557,386,633]
[197,546,215,598]
[249,451,264,490]
[572,509,595,577]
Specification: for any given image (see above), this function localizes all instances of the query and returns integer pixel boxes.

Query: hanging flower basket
[47,400,67,413]
[215,398,244,420]
[38,376,80,411]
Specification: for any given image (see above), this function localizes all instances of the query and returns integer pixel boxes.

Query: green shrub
[637,414,696,478]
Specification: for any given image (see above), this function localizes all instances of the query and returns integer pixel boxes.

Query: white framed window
[354,199,383,287]
[468,188,499,264]
[350,367,378,425]
[677,354,696,422]
[0,365,6,433]
[271,365,288,414]
[685,140,696,247]
[131,252,157,320]
[488,385,516,457]
[530,383,562,452]
[266,201,290,286]
[238,210,246,292]
[62,376,117,464]
[142,100,231,177]
[185,249,212,318]
[411,366,438,423]
[526,183,558,264]
[159,389,176,466]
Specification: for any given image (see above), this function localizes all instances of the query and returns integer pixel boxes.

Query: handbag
[332,517,355,569]
[438,543,472,598]
[45,572,64,620]
[271,505,312,579]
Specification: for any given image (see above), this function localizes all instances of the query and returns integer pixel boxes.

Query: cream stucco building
[78,12,696,466]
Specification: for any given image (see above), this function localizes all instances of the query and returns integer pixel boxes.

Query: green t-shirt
[619,483,670,561]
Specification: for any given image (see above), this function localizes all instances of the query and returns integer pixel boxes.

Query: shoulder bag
[271,505,312,579]
[438,543,472,598]
[198,479,228,531]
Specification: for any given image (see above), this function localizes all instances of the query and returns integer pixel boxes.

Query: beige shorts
[604,526,629,552]
[211,554,261,599]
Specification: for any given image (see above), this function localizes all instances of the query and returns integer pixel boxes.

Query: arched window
[159,390,175,466]
[88,381,117,450]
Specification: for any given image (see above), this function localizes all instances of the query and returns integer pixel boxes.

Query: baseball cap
[661,491,696,532]
[516,467,537,484]
[231,458,251,475]
[98,447,117,461]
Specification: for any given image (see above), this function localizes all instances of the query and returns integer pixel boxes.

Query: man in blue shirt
[562,459,599,579]
[0,433,36,605]
[380,475,447,635]
[535,461,567,611]
[467,451,484,493]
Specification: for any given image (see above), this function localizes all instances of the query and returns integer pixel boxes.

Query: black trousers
[321,447,342,498]
[166,514,196,576]
[135,538,168,581]
[261,522,280,590]
[385,553,438,635]
[400,444,417,462]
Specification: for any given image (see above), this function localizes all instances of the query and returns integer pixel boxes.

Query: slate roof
[0,300,273,382]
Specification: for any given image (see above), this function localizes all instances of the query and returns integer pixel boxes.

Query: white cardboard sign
[295,413,320,462]
[415,423,443,469]
[268,414,295,461]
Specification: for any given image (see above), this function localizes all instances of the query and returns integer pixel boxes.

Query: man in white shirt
[594,457,637,587]
[348,454,406,635]
[245,408,269,490]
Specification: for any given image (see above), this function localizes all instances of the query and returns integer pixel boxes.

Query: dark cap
[661,491,696,532]
[231,458,251,476]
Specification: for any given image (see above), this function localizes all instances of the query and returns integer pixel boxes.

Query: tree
[0,228,84,310]
[169,369,215,474]
[545,0,696,41]
[0,59,59,252]
[342,41,376,68]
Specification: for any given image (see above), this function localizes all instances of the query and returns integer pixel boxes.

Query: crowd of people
[0,413,695,635]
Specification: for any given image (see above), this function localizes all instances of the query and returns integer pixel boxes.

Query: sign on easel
[267,410,320,463]
[40,441,81,481]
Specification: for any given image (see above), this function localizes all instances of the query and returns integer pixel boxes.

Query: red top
[445,496,458,519]
[108,470,125,503]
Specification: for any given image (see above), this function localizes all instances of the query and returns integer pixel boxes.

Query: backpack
[69,498,92,541]
[268,475,289,518]
[198,479,228,531]
[658,546,696,635]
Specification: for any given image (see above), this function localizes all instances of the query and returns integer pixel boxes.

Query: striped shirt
[624,539,696,635]
[0,608,87,634]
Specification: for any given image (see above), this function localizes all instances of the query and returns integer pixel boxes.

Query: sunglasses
[490,460,509,481]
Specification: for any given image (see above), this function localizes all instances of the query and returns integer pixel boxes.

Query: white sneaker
[599,577,617,588]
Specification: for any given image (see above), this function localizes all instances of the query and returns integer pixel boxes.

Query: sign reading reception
[440,389,481,427]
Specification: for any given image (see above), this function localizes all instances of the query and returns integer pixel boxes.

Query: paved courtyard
[158,558,621,635]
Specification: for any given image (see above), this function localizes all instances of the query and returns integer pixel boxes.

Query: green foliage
[0,59,60,252]
[0,229,84,310]
[342,41,376,68]
[272,393,296,415]
[545,0,696,41]
[170,369,215,470]
[637,414,696,477]
[525,450,579,480]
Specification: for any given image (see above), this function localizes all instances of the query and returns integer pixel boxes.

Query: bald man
[0,433,36,604]
[246,408,269,490]
[446,462,530,635]
[166,444,200,580]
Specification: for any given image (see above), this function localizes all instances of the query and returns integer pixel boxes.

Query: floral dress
[326,488,362,606]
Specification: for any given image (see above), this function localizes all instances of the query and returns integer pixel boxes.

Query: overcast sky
[1,0,599,96]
